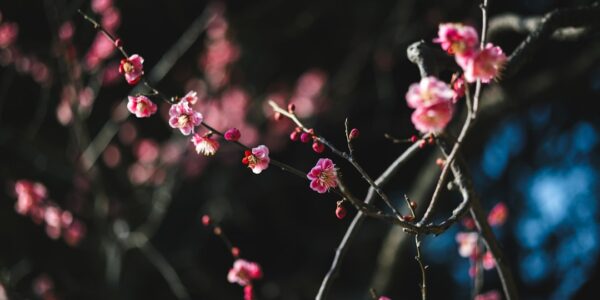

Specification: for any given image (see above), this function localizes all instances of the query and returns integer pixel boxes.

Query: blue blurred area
[425,104,600,299]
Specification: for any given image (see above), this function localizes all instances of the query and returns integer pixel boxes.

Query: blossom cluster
[435,23,506,83]
[13,180,86,246]
[456,202,508,276]
[0,10,51,86]
[405,23,506,133]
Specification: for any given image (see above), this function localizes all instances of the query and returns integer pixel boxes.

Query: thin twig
[269,101,405,220]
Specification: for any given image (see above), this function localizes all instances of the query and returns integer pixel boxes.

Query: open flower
[191,134,220,156]
[119,54,144,85]
[307,158,338,193]
[456,43,506,83]
[456,232,479,258]
[411,102,454,133]
[181,90,199,105]
[127,95,157,118]
[242,145,270,174]
[14,180,47,215]
[168,101,203,135]
[406,76,455,109]
[227,259,263,286]
[434,23,479,56]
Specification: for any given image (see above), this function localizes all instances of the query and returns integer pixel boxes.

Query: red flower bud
[201,215,211,226]
[312,142,325,153]
[335,205,347,219]
[224,128,241,141]
[290,131,299,141]
[349,128,360,140]
[300,132,311,143]
[231,247,240,258]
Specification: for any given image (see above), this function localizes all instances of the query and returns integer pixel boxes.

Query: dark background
[1,0,600,299]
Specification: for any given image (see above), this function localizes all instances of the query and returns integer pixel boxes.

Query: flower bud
[312,142,325,153]
[300,132,311,143]
[335,205,347,219]
[349,128,360,140]
[290,131,299,141]
[224,128,241,141]
[201,215,211,226]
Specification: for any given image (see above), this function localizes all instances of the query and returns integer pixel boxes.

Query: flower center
[178,115,189,127]
[123,61,134,73]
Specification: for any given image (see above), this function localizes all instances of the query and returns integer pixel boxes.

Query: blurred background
[1,0,599,299]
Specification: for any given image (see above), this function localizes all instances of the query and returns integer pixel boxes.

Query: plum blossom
[168,101,203,135]
[227,259,263,286]
[482,251,495,270]
[434,23,479,56]
[406,76,455,109]
[127,95,157,118]
[0,22,18,48]
[487,202,508,226]
[456,232,479,258]
[307,158,338,194]
[181,90,199,105]
[411,102,454,133]
[456,43,506,83]
[242,145,270,174]
[475,290,501,300]
[119,54,144,85]
[14,180,47,215]
[191,134,220,156]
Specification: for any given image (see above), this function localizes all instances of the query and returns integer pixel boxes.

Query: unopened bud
[289,131,299,141]
[410,135,419,143]
[312,142,325,153]
[300,132,311,143]
[287,103,295,113]
[349,128,360,140]
[335,205,347,219]
[114,38,123,48]
[410,201,417,210]
[274,112,281,121]
[231,247,240,257]
[201,215,211,226]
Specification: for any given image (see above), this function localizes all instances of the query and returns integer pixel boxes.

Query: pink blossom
[227,259,263,286]
[488,202,508,226]
[64,220,86,246]
[224,128,241,141]
[406,76,455,109]
[456,43,506,83]
[127,95,157,118]
[119,54,144,85]
[14,180,47,215]
[191,134,220,156]
[242,145,270,174]
[134,139,160,163]
[482,251,495,270]
[307,158,338,194]
[456,232,479,258]
[168,101,203,135]
[475,290,501,300]
[434,23,479,56]
[101,8,121,33]
[92,0,113,14]
[379,297,392,300]
[181,90,199,105]
[244,285,254,300]
[58,22,74,41]
[0,22,18,48]
[411,102,454,133]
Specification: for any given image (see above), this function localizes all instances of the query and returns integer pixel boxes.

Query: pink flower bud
[300,132,311,143]
[224,128,241,141]
[335,205,347,219]
[312,141,325,153]
[231,247,240,257]
[201,215,211,226]
[349,128,360,140]
[289,131,299,141]
[287,103,296,112]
